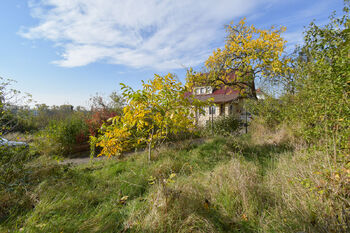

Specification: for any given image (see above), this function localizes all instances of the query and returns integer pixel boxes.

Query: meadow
[1,125,347,233]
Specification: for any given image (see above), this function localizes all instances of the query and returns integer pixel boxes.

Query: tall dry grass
[128,123,349,232]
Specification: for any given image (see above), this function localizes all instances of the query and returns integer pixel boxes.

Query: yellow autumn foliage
[187,18,292,98]
[95,73,205,158]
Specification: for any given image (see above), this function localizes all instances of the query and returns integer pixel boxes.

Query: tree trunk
[148,141,151,161]
[250,79,258,100]
[148,128,154,161]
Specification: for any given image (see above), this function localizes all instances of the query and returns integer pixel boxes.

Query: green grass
[1,135,348,232]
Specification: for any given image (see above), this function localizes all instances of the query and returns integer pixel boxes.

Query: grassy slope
[1,135,347,232]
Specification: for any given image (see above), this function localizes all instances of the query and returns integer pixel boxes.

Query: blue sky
[0,0,344,107]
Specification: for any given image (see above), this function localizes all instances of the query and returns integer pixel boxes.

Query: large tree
[187,18,291,99]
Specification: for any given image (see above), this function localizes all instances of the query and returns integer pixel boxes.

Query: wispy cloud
[20,0,269,69]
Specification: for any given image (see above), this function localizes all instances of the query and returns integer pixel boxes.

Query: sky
[0,0,345,107]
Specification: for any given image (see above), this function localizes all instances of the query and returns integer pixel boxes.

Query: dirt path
[60,153,118,165]
[61,138,207,165]
[60,150,141,165]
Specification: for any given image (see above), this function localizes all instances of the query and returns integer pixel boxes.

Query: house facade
[189,85,246,126]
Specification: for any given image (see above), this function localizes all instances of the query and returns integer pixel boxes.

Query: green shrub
[35,114,89,156]
[0,145,69,228]
[247,4,350,153]
[203,115,242,136]
[9,110,42,133]
[290,12,350,151]
[0,146,33,221]
[246,95,289,129]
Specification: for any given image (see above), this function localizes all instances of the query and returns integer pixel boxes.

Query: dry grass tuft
[264,149,350,232]
[249,120,298,146]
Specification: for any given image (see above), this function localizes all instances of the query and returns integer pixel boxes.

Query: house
[187,85,245,126]
[186,74,263,126]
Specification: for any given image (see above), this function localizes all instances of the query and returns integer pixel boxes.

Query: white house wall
[196,101,244,126]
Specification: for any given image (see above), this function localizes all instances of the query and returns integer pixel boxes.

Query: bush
[85,109,118,137]
[0,146,33,221]
[35,114,89,156]
[7,110,43,133]
[246,95,289,129]
[293,6,349,151]
[203,115,242,136]
[247,4,349,153]
[0,145,70,229]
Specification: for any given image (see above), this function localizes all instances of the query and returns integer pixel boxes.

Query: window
[220,104,225,116]
[206,87,211,94]
[200,88,205,94]
[209,105,216,115]
[195,88,200,95]
[229,104,234,114]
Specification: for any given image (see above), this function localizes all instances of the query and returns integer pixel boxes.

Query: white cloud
[21,0,267,69]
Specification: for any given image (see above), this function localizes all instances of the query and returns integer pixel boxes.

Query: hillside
[1,128,347,232]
